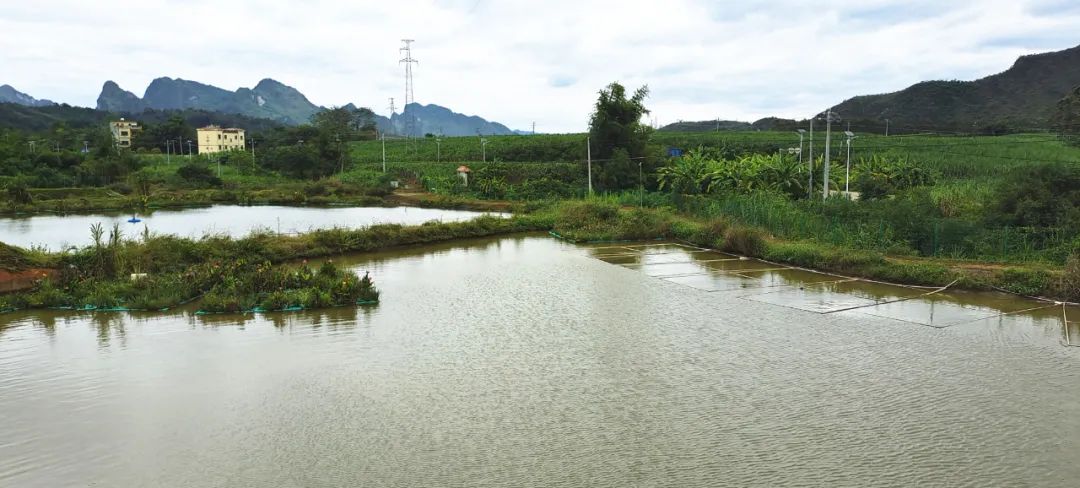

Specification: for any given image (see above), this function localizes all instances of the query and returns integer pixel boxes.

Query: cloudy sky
[3,0,1079,132]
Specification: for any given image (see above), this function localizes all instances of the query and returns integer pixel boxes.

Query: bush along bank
[197,260,379,314]
[545,200,1080,302]
[0,215,548,313]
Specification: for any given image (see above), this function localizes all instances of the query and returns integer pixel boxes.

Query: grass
[543,199,1078,301]
[0,215,548,313]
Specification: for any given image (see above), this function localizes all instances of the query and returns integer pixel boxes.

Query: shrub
[722,226,765,257]
[1064,254,1080,301]
[997,268,1052,296]
[177,164,223,187]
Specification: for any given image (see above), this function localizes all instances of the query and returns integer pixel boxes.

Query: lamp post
[335,135,343,174]
[186,140,193,159]
[638,160,644,207]
[796,129,806,196]
[586,136,593,197]
[807,120,814,198]
[822,109,839,200]
[844,130,855,194]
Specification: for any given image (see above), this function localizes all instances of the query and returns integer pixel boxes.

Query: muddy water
[0,205,503,250]
[2,236,1079,487]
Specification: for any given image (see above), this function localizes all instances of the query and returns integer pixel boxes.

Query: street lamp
[796,129,806,197]
[844,130,855,194]
[186,140,193,158]
[822,109,840,200]
[638,160,644,207]
[586,136,593,196]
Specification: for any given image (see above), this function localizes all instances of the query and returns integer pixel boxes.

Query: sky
[3,0,1080,132]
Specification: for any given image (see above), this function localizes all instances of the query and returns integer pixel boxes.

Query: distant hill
[94,77,518,134]
[659,120,752,132]
[379,103,516,137]
[0,102,284,133]
[97,77,322,124]
[0,85,54,107]
[829,44,1080,131]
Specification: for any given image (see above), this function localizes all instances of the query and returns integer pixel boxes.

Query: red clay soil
[0,268,56,293]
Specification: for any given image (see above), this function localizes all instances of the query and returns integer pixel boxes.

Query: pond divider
[579,239,1080,344]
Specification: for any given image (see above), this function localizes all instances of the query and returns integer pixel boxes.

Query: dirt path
[386,188,515,212]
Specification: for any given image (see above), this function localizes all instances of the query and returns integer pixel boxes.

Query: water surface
[2,236,1079,487]
[0,205,501,250]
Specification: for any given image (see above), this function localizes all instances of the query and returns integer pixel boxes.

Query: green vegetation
[545,199,1076,300]
[0,215,544,313]
[198,260,378,314]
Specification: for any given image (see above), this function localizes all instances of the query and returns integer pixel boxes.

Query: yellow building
[109,118,139,148]
[197,125,246,154]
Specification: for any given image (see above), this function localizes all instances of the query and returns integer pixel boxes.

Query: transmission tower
[388,97,396,115]
[399,39,419,141]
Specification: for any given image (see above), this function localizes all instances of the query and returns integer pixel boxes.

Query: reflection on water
[586,242,1080,344]
[0,205,503,250]
[2,236,1080,487]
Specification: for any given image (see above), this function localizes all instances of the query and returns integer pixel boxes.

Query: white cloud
[2,0,1078,132]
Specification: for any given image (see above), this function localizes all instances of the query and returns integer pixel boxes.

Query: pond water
[0,205,503,250]
[2,236,1079,487]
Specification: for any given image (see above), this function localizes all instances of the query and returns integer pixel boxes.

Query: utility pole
[336,135,343,174]
[532,122,536,135]
[381,133,386,172]
[807,119,814,199]
[587,136,593,196]
[165,140,171,164]
[480,138,488,162]
[250,138,256,169]
[28,140,36,154]
[436,137,441,163]
[885,119,890,137]
[187,140,193,158]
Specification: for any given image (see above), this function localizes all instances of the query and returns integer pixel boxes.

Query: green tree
[588,82,652,190]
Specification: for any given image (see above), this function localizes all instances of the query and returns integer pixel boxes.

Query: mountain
[0,103,106,132]
[0,84,54,107]
[96,81,144,113]
[381,103,516,137]
[659,120,752,132]
[829,44,1080,131]
[97,77,321,124]
[1051,85,1080,135]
